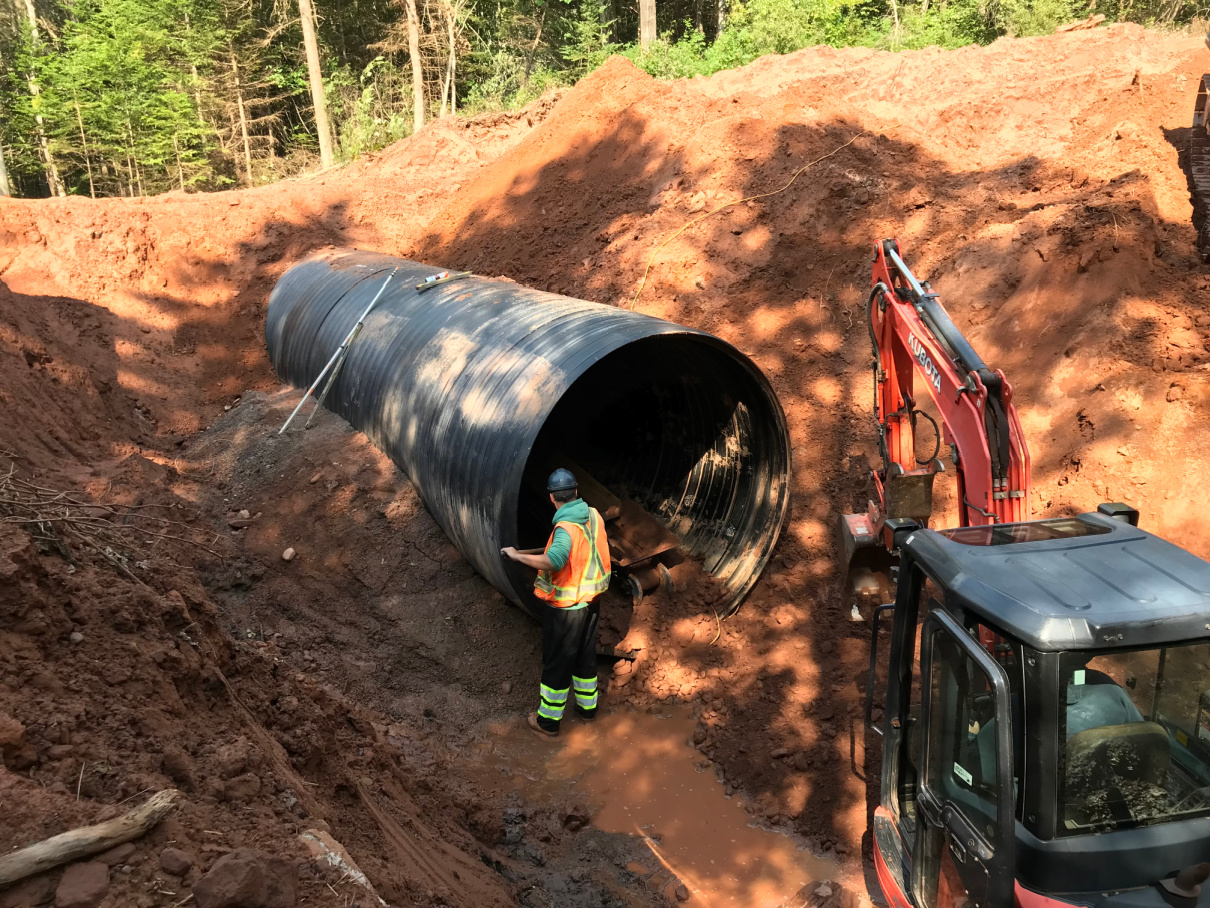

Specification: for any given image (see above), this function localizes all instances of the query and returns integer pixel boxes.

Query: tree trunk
[0,791,181,887]
[190,62,206,126]
[447,5,456,116]
[22,0,39,40]
[26,73,60,195]
[229,43,254,184]
[438,2,455,117]
[523,7,545,81]
[716,0,727,33]
[404,0,424,133]
[639,0,656,49]
[125,120,143,196]
[182,11,209,141]
[297,0,334,168]
[438,56,449,116]
[73,96,96,199]
[173,133,185,191]
[0,141,11,197]
[21,0,64,197]
[0,43,10,195]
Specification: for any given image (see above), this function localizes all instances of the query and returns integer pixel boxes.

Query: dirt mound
[0,105,549,457]
[0,281,150,476]
[0,505,514,907]
[2,24,1210,906]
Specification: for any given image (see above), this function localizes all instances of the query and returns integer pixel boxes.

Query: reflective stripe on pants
[573,674,598,710]
[538,683,569,721]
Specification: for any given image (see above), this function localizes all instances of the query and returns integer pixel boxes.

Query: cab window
[1059,643,1210,833]
[925,627,1000,831]
[897,576,944,828]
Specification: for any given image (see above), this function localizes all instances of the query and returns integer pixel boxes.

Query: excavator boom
[839,239,1030,613]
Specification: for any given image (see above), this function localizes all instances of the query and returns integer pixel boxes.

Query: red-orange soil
[2,24,1209,908]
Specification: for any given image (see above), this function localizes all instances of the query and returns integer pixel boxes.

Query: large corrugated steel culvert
[266,250,791,619]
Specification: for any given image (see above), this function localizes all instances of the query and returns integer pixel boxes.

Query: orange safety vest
[534,508,612,608]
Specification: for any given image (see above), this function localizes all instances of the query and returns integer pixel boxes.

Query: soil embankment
[2,24,1209,908]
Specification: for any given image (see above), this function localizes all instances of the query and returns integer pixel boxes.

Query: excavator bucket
[838,464,941,621]
[837,511,895,622]
[1193,73,1210,263]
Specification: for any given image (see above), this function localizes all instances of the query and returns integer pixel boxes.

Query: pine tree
[43,0,211,195]
[19,0,64,195]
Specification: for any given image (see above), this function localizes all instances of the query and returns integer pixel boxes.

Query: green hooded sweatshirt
[544,497,592,575]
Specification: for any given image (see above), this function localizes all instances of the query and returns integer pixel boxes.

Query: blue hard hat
[547,468,578,493]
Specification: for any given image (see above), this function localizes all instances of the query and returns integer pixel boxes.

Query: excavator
[840,240,1210,908]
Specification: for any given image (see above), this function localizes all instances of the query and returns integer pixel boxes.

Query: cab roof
[902,512,1210,651]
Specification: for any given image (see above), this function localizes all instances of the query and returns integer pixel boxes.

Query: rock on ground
[159,847,195,876]
[193,848,298,908]
[54,862,109,908]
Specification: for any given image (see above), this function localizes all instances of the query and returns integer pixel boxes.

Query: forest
[0,0,1205,198]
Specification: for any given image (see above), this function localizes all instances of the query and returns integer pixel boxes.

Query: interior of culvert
[517,333,790,613]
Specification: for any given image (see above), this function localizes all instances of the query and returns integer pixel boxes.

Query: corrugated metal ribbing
[266,249,790,619]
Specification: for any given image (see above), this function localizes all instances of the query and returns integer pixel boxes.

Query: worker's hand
[500,546,519,561]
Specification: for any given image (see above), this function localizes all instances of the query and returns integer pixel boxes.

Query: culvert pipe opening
[266,250,791,620]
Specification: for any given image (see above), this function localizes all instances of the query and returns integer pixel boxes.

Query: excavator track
[1194,74,1210,263]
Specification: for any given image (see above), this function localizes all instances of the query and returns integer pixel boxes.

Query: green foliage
[0,28,42,194]
[40,0,210,195]
[326,57,413,161]
[621,0,1206,80]
[876,3,996,50]
[562,1,621,75]
[621,27,710,77]
[993,0,1080,35]
[461,58,568,112]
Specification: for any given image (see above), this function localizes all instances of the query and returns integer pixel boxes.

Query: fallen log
[1054,13,1105,31]
[0,789,182,888]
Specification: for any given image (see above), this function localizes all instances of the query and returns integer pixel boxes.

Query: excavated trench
[8,28,1210,908]
[266,249,791,619]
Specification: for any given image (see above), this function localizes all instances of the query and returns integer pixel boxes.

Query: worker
[500,468,612,738]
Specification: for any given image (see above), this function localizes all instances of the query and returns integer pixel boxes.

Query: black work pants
[536,600,600,730]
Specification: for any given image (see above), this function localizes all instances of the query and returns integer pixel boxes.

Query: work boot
[527,711,559,738]
[573,705,598,722]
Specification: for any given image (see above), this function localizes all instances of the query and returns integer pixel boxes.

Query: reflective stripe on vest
[534,508,612,607]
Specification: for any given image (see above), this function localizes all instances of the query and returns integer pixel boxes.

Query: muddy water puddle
[467,708,836,907]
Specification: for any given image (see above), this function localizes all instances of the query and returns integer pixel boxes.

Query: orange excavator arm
[839,239,1031,613]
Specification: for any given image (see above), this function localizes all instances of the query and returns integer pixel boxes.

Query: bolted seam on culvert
[265,249,791,619]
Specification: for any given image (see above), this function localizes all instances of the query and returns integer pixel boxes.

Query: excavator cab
[869,507,1210,908]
